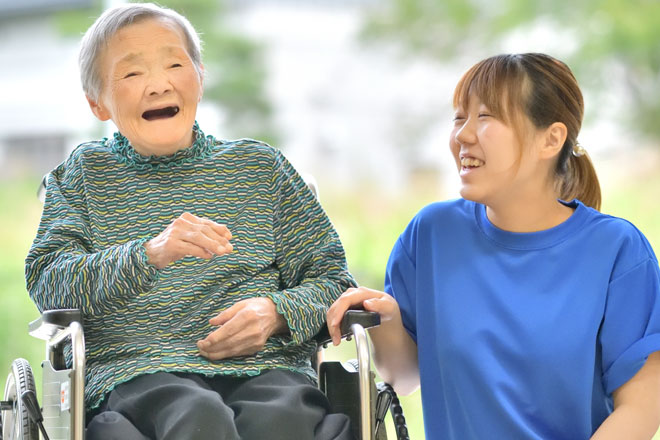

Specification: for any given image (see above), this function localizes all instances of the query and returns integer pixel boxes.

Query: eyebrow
[117,46,186,65]
[117,53,142,65]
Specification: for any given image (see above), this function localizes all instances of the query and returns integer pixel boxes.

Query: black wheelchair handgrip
[314,310,380,348]
[339,310,380,336]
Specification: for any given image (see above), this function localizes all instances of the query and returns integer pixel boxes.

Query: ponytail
[559,151,601,211]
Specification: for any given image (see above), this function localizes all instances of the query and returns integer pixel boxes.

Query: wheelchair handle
[341,310,380,336]
[314,310,380,348]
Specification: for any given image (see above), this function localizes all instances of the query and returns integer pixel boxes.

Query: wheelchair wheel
[1,359,38,440]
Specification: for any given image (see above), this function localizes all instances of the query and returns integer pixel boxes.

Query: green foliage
[53,0,277,143]
[362,0,660,142]
[0,178,48,396]
[321,181,440,289]
[53,2,102,35]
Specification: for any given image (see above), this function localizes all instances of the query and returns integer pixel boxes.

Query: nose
[145,69,173,96]
[454,116,477,146]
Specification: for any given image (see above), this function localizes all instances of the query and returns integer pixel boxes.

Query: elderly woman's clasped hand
[143,211,288,359]
[143,212,288,359]
[196,297,287,360]
[144,212,233,269]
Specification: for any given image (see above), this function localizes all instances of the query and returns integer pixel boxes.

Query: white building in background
[0,0,628,193]
[0,0,96,178]
[0,0,458,193]
[228,0,457,194]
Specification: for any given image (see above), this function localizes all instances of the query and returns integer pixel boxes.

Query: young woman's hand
[327,286,420,394]
[144,212,233,269]
[326,286,402,346]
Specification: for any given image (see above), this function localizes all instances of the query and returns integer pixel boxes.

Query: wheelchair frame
[2,309,409,440]
[2,175,409,440]
[28,310,85,440]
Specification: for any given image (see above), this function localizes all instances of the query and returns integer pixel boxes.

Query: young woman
[327,53,660,439]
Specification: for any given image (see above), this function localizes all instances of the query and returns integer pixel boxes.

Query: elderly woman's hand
[326,287,402,347]
[144,212,233,269]
[196,297,288,360]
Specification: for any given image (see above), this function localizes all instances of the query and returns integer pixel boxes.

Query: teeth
[461,157,484,167]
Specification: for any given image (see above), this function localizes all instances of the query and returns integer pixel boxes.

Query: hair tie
[572,142,586,157]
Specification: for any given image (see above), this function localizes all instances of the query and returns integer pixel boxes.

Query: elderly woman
[25,3,354,440]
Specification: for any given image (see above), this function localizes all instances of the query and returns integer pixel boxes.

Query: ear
[539,122,567,160]
[86,95,111,121]
[197,64,205,102]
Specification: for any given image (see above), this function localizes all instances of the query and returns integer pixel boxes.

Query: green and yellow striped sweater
[25,124,356,409]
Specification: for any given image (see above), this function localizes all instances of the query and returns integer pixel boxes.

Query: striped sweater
[25,124,356,409]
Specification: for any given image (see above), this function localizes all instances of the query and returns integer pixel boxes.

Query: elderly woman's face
[88,18,202,156]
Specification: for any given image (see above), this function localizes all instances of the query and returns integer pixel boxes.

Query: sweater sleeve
[264,150,356,345]
[25,158,159,317]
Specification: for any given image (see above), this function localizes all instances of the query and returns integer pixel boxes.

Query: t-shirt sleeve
[600,257,660,395]
[384,227,418,343]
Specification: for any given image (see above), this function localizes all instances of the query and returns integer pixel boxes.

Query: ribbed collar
[474,199,589,250]
[108,121,215,171]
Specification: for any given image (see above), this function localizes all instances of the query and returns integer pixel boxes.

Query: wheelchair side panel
[41,360,72,440]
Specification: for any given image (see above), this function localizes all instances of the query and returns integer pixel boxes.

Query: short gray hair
[79,2,203,101]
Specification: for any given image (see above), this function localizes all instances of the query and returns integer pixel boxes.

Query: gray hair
[79,2,203,101]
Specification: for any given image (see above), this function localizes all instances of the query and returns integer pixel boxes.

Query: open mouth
[460,157,485,169]
[142,106,180,121]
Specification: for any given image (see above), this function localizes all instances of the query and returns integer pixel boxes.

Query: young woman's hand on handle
[327,286,420,395]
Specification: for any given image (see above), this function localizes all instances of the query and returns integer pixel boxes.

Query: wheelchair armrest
[28,309,82,341]
[315,310,380,348]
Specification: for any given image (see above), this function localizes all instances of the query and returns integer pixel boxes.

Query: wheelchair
[1,308,409,440]
[2,174,410,440]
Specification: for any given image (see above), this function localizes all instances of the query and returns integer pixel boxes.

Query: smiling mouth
[142,106,180,121]
[460,157,485,168]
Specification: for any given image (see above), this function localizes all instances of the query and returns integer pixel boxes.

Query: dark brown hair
[452,53,601,210]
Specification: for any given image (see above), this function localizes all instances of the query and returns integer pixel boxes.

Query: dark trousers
[86,369,352,440]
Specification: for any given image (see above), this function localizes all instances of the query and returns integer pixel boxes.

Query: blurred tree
[362,0,660,142]
[54,0,278,144]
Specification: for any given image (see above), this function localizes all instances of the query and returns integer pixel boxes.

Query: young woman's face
[449,96,539,206]
[89,18,203,156]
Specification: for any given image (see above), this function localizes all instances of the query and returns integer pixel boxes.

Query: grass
[1,168,660,439]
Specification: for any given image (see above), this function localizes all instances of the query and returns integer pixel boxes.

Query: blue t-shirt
[385,198,660,439]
